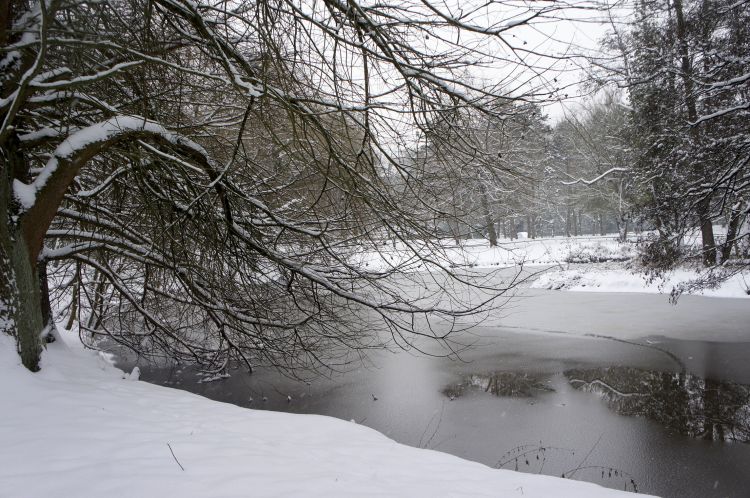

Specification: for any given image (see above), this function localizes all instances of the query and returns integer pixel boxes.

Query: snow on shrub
[563,242,635,264]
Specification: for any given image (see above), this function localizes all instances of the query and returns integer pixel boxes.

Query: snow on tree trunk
[1,165,43,371]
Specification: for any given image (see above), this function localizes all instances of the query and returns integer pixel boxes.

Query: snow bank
[359,236,633,272]
[532,267,750,298]
[0,333,651,497]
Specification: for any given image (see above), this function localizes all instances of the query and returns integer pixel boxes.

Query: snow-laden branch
[13,115,218,265]
[417,0,548,37]
[13,115,211,211]
[0,0,47,144]
[690,101,750,126]
[29,61,143,89]
[561,167,628,186]
[707,71,750,90]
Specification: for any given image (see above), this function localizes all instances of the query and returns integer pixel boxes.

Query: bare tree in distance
[551,90,634,241]
[404,101,550,245]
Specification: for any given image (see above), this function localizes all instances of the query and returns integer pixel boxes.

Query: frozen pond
[134,287,750,497]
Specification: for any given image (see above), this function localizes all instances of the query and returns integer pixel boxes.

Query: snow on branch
[13,115,211,211]
[13,114,221,264]
[690,101,750,127]
[707,71,750,90]
[561,167,628,186]
[29,61,143,90]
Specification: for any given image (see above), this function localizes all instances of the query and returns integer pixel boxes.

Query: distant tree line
[401,0,749,284]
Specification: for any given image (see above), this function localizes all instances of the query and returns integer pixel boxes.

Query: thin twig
[565,432,603,478]
[167,442,185,471]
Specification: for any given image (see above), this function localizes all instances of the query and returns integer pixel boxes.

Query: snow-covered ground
[0,332,652,498]
[532,266,750,298]
[361,235,634,272]
[363,234,749,298]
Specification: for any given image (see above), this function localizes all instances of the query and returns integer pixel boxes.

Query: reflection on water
[443,371,554,399]
[565,367,750,442]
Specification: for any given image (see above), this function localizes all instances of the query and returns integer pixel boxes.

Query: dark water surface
[130,290,750,498]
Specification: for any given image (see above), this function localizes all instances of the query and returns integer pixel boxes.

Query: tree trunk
[673,0,698,123]
[1,166,44,371]
[65,263,80,331]
[720,202,742,263]
[697,198,717,265]
[479,184,497,247]
[2,136,45,370]
[674,0,717,265]
[38,259,56,342]
[618,215,629,243]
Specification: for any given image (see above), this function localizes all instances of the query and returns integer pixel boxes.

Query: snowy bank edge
[532,268,750,299]
[0,333,654,498]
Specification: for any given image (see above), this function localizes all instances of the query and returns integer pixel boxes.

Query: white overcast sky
[487,2,627,123]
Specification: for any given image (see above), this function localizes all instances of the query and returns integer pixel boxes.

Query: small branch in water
[566,432,603,479]
[167,443,185,471]
[418,401,445,449]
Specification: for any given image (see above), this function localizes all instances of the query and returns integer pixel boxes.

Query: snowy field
[362,233,749,298]
[532,266,750,298]
[360,235,635,271]
[0,333,653,498]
